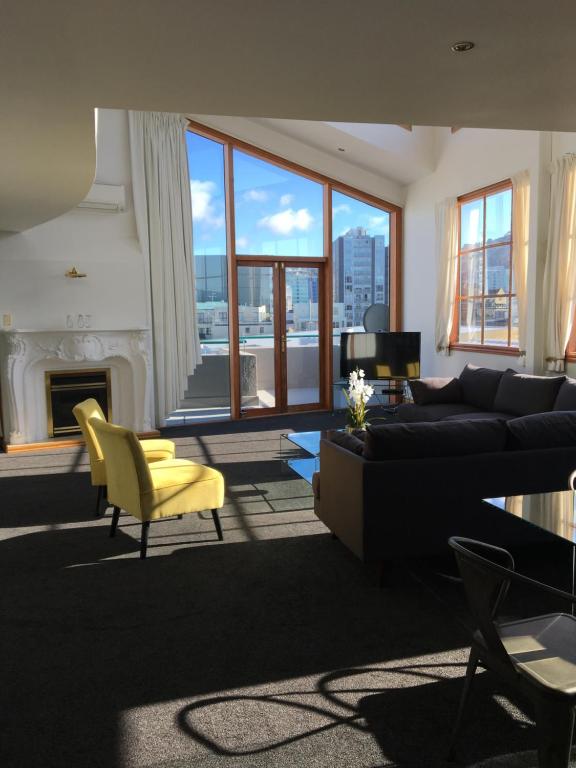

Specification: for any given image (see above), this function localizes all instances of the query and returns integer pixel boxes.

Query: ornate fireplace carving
[0,329,153,444]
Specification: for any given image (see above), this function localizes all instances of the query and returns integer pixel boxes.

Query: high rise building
[237,266,264,307]
[194,252,228,303]
[332,227,389,327]
[286,267,318,306]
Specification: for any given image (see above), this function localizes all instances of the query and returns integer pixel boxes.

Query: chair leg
[177,514,183,520]
[109,506,121,537]
[140,521,151,559]
[447,648,480,761]
[534,698,574,768]
[211,509,224,541]
[95,485,104,517]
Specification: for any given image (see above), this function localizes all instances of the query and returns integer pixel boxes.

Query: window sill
[450,343,520,357]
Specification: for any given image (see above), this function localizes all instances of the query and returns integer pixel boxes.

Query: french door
[235,261,326,416]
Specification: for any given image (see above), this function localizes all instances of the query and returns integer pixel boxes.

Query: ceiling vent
[77,183,126,212]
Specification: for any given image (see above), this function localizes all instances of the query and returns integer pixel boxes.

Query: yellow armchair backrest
[72,398,107,485]
[89,418,153,520]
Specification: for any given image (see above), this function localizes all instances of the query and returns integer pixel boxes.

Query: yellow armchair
[72,398,176,516]
[89,418,225,559]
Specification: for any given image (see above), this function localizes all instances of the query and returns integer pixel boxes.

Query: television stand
[332,378,408,414]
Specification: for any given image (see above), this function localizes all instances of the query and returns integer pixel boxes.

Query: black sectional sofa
[396,363,576,423]
[313,364,576,566]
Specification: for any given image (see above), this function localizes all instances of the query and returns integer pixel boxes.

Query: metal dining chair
[448,536,576,767]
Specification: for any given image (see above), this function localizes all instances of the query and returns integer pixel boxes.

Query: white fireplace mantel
[0,329,154,444]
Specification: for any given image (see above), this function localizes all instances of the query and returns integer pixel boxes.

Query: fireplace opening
[46,369,111,437]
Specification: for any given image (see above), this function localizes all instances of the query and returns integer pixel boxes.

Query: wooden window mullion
[453,181,515,353]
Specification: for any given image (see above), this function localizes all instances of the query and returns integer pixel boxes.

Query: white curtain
[129,111,201,425]
[544,154,576,372]
[511,171,530,366]
[435,197,459,355]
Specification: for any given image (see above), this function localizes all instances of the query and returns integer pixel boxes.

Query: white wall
[0,110,148,332]
[403,127,544,377]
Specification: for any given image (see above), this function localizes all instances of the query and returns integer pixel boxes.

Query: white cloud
[243,188,268,203]
[236,236,249,249]
[368,215,387,229]
[280,193,294,207]
[258,208,314,235]
[190,180,214,220]
[190,179,224,229]
[333,203,351,216]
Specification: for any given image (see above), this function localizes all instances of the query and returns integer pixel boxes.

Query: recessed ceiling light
[451,41,475,53]
[337,147,346,152]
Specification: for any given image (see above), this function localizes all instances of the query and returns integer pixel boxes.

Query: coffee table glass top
[484,491,576,545]
[281,430,329,484]
[283,431,323,456]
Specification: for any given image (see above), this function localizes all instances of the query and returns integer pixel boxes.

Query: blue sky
[187,131,390,256]
[460,189,512,249]
[332,190,389,244]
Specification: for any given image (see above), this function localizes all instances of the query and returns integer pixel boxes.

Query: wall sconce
[65,267,87,278]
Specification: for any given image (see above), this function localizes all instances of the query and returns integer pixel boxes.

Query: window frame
[186,119,403,416]
[450,179,518,356]
[565,325,576,362]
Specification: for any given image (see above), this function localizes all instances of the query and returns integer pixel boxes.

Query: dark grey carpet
[0,418,570,767]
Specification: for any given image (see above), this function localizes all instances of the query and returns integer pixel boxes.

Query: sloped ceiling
[252,120,442,185]
[2,0,576,231]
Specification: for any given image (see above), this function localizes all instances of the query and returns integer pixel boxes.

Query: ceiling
[2,0,576,231]
[250,119,442,185]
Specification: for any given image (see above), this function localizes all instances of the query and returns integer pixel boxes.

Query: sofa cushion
[326,430,365,455]
[363,419,508,461]
[506,411,576,450]
[459,364,507,410]
[408,377,462,405]
[442,411,515,422]
[554,377,576,411]
[395,402,484,423]
[494,372,565,416]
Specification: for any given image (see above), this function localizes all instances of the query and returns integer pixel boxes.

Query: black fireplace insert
[46,369,111,437]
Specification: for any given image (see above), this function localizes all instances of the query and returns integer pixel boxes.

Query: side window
[453,184,516,349]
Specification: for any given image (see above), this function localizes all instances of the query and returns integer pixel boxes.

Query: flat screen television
[340,331,421,380]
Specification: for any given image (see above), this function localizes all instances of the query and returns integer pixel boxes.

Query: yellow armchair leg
[137,509,224,559]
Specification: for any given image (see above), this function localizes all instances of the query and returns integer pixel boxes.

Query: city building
[332,227,389,326]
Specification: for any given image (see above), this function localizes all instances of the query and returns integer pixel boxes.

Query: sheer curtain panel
[129,111,201,425]
[544,154,576,372]
[511,171,530,365]
[435,197,459,355]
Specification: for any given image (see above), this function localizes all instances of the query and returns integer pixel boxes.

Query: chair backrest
[89,418,153,519]
[448,537,517,668]
[72,398,107,483]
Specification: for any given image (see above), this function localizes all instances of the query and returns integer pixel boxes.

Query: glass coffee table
[280,430,325,484]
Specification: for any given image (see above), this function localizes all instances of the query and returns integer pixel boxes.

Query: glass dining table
[484,490,576,591]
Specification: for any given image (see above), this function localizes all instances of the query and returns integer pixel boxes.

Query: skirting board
[2,431,161,454]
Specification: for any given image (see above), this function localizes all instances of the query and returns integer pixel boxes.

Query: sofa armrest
[315,439,365,560]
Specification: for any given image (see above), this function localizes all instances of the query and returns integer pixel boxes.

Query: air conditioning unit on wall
[77,183,126,212]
